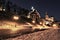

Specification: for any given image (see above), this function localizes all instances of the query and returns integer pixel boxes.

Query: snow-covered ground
[3,29,60,40]
[0,20,59,40]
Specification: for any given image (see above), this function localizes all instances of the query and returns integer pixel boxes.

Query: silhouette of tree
[0,0,5,11]
[12,4,17,15]
[6,1,10,13]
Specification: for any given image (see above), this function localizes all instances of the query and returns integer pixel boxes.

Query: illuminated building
[27,7,41,23]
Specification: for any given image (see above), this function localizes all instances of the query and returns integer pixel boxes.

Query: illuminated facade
[27,7,41,23]
[27,7,55,27]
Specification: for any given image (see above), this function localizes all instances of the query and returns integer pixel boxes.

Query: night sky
[10,0,60,20]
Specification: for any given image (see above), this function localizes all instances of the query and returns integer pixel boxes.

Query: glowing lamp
[13,16,19,20]
[27,15,30,18]
[40,22,42,24]
[53,24,57,27]
[32,20,35,23]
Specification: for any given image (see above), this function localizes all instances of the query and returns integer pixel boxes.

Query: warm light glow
[52,24,58,29]
[53,24,57,27]
[0,8,2,11]
[45,21,49,25]
[32,24,51,30]
[32,20,35,23]
[27,15,30,18]
[40,22,42,24]
[13,16,19,20]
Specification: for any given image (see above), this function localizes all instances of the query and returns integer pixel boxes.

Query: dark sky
[10,0,60,20]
